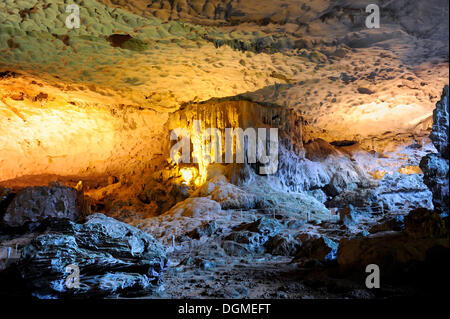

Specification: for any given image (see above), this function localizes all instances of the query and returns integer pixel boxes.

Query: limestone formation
[420,86,449,214]
[337,208,448,274]
[3,184,81,229]
[0,0,448,300]
[19,214,167,298]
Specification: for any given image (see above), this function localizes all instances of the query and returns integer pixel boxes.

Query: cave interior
[0,0,449,299]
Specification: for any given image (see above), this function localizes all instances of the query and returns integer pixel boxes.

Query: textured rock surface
[264,233,302,256]
[0,0,448,300]
[420,86,449,214]
[429,86,450,158]
[338,208,448,274]
[0,187,15,223]
[327,172,433,213]
[294,233,338,261]
[3,184,81,229]
[404,208,448,238]
[18,214,167,298]
[223,217,282,255]
[194,175,260,210]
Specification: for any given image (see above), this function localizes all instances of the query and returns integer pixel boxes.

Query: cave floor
[138,241,424,299]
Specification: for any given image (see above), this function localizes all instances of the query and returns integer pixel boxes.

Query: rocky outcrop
[223,217,282,255]
[18,214,167,299]
[404,208,448,238]
[327,172,433,213]
[339,205,361,228]
[337,208,448,275]
[3,183,82,230]
[264,233,302,256]
[137,167,191,214]
[294,233,338,261]
[429,86,449,159]
[134,197,223,245]
[193,175,261,210]
[420,86,449,214]
[0,187,15,224]
[169,99,372,203]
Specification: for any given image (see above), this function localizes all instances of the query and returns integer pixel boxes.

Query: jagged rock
[194,175,259,210]
[369,215,405,234]
[377,173,433,211]
[3,184,81,229]
[420,153,449,214]
[18,214,167,299]
[339,205,360,227]
[420,86,449,214]
[138,168,190,214]
[337,231,448,275]
[265,233,302,256]
[338,209,448,274]
[326,188,381,212]
[327,172,433,213]
[294,233,338,261]
[430,86,449,159]
[306,189,327,204]
[163,197,221,219]
[223,217,282,255]
[186,220,219,239]
[132,197,222,244]
[404,208,447,238]
[237,217,282,236]
[0,188,15,224]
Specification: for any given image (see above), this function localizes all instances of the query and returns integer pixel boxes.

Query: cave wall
[0,92,168,183]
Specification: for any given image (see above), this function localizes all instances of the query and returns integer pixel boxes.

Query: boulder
[377,173,433,211]
[369,215,404,233]
[294,233,338,261]
[18,214,167,298]
[326,188,381,212]
[186,220,218,239]
[0,188,15,224]
[133,197,222,244]
[337,231,448,275]
[306,189,328,204]
[223,217,282,255]
[163,197,221,219]
[327,172,433,213]
[404,208,447,238]
[339,205,360,227]
[3,184,81,229]
[420,86,449,214]
[338,209,448,274]
[224,231,268,255]
[265,233,302,256]
[237,217,282,237]
[138,168,190,214]
[194,175,259,210]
